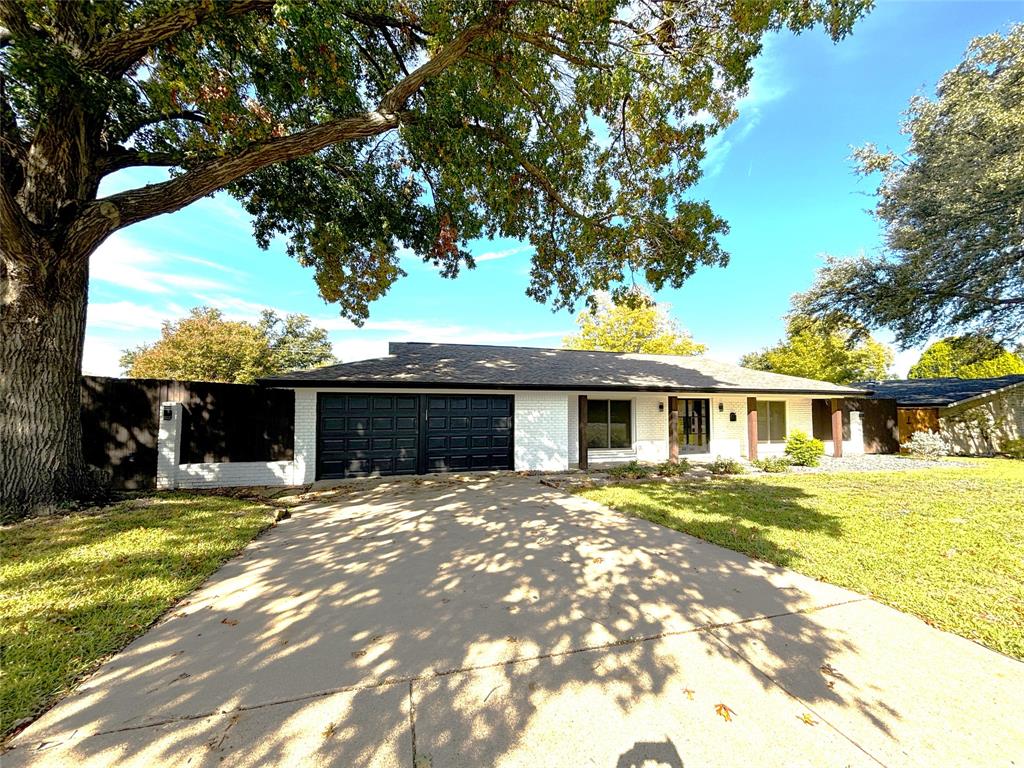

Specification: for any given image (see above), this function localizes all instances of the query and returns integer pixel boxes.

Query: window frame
[585,398,634,450]
[756,400,788,444]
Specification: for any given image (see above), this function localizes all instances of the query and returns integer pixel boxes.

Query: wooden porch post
[746,397,758,461]
[831,398,844,458]
[578,395,588,470]
[668,396,679,463]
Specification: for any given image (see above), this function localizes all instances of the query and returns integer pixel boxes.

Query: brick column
[156,402,183,490]
[746,397,758,461]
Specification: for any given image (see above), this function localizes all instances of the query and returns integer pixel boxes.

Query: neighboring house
[155,343,867,488]
[857,376,1024,455]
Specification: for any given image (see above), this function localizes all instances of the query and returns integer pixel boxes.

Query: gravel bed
[786,454,970,473]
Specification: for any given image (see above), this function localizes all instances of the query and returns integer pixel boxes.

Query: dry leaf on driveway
[715,703,736,722]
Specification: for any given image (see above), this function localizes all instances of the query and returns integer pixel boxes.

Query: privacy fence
[81,376,294,490]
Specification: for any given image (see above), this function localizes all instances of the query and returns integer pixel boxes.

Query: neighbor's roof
[854,375,1024,407]
[263,342,868,395]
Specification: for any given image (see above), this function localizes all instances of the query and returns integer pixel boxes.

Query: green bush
[752,456,792,473]
[708,456,745,475]
[1000,439,1024,460]
[785,430,825,467]
[605,460,652,479]
[655,459,691,476]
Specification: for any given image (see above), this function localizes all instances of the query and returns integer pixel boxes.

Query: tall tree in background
[121,307,336,383]
[563,289,705,355]
[908,335,1024,379]
[740,316,893,384]
[798,26,1024,346]
[0,0,867,509]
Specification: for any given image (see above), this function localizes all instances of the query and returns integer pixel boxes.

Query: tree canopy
[121,307,335,383]
[739,316,893,384]
[908,335,1024,379]
[798,25,1024,346]
[563,289,705,355]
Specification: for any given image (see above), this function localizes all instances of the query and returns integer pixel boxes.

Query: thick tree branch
[97,147,186,174]
[112,109,208,143]
[68,5,515,256]
[85,0,273,76]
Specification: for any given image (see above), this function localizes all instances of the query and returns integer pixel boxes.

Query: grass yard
[581,459,1024,659]
[0,494,277,740]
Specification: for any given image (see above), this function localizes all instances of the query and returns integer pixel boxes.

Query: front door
[678,398,710,453]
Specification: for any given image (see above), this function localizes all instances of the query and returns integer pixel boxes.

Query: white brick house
[157,342,867,489]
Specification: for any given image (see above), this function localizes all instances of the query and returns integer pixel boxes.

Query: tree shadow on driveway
[6,474,1023,767]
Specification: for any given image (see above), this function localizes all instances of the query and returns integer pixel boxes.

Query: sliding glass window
[586,399,632,449]
[756,401,787,443]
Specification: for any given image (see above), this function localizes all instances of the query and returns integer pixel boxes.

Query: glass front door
[678,399,710,453]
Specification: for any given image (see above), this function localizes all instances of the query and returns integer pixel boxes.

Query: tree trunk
[0,255,92,514]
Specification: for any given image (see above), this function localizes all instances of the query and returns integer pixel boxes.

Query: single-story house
[856,375,1024,455]
[156,343,873,489]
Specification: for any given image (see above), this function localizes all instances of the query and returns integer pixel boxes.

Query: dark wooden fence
[811,398,899,454]
[81,376,294,490]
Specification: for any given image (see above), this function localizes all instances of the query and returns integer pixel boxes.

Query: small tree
[121,307,335,383]
[563,290,705,355]
[740,315,892,384]
[798,26,1024,346]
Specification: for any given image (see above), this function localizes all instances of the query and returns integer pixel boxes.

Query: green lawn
[0,494,277,740]
[581,459,1024,659]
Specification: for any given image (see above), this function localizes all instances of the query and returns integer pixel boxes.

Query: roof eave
[259,378,868,396]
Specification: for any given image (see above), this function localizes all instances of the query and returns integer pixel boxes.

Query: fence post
[156,402,183,490]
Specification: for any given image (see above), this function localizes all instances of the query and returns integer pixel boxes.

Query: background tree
[908,335,1024,379]
[0,0,866,510]
[798,26,1024,346]
[740,315,893,384]
[563,290,705,355]
[257,310,337,372]
[121,307,335,383]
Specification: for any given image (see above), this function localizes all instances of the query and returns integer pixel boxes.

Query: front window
[756,401,787,443]
[586,399,632,449]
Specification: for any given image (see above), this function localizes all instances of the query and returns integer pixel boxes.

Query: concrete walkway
[5,475,1022,767]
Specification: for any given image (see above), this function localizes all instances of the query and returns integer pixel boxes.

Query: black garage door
[316,393,513,479]
[424,395,513,472]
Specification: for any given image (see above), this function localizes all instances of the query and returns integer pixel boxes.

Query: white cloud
[82,337,126,377]
[474,244,535,262]
[86,300,184,332]
[90,233,232,294]
[703,34,789,177]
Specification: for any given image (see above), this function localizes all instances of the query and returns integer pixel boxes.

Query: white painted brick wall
[635,394,669,462]
[709,395,747,458]
[294,388,318,484]
[514,391,569,471]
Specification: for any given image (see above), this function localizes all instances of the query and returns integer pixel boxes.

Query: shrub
[605,460,652,479]
[1001,439,1024,460]
[785,430,825,467]
[708,456,745,475]
[655,459,691,476]
[904,431,947,459]
[752,456,791,473]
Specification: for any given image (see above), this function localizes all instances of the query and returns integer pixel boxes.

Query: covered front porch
[573,393,854,470]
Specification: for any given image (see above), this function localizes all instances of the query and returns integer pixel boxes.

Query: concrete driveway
[5,475,1022,767]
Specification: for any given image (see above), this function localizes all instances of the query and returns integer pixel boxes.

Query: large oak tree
[0,0,866,510]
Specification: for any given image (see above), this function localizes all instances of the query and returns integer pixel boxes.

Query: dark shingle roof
[263,342,868,395]
[853,375,1024,407]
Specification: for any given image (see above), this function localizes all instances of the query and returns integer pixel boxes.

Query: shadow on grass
[594,477,843,568]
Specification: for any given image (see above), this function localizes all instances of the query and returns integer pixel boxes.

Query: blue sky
[83,2,1022,377]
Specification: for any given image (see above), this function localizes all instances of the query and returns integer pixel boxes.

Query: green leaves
[2,0,870,321]
[562,288,706,355]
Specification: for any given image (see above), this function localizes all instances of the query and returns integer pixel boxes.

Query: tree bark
[0,254,91,512]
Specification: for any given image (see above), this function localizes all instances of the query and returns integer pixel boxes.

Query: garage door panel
[424,395,513,472]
